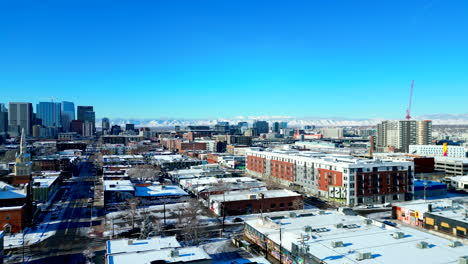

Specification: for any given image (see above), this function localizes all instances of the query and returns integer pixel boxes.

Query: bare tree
[0,150,16,163]
[83,247,95,264]
[117,197,140,230]
[292,199,304,210]
[127,165,159,181]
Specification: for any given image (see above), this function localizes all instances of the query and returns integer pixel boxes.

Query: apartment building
[246,149,414,206]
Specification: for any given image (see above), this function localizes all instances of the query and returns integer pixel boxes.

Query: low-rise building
[0,182,29,233]
[208,189,302,216]
[31,175,60,203]
[103,180,135,205]
[244,209,468,264]
[413,180,447,199]
[105,236,211,264]
[409,144,467,158]
[392,199,468,238]
[134,183,188,205]
[433,157,468,176]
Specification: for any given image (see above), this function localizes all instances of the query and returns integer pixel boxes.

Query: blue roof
[414,180,447,191]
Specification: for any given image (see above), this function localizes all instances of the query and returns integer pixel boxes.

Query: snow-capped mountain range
[98,114,468,128]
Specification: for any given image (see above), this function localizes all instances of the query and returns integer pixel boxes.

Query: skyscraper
[77,106,93,121]
[272,122,280,133]
[61,101,75,132]
[102,118,110,132]
[36,102,62,128]
[77,106,95,134]
[376,120,430,153]
[417,120,432,145]
[253,120,269,134]
[8,102,33,137]
[0,104,8,137]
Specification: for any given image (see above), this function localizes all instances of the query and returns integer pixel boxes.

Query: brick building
[0,182,29,233]
[246,149,414,206]
[208,189,302,216]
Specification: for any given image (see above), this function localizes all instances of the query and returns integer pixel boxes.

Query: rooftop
[135,185,188,197]
[210,189,301,202]
[245,209,468,264]
[0,182,27,200]
[32,176,59,188]
[103,180,135,192]
[106,236,180,255]
[107,246,211,264]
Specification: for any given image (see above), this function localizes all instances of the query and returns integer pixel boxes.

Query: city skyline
[1,1,467,119]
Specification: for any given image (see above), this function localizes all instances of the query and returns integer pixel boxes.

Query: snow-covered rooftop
[0,181,26,200]
[245,209,468,264]
[107,246,211,264]
[210,189,301,202]
[135,185,188,197]
[394,198,468,224]
[103,180,135,192]
[32,176,59,188]
[106,236,180,255]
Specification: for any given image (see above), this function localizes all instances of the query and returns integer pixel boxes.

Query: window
[271,203,276,208]
[5,214,10,220]
[288,202,293,206]
[280,203,285,208]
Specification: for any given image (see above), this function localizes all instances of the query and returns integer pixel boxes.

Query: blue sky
[1,0,467,119]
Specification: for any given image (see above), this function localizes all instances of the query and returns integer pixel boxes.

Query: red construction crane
[405,80,414,120]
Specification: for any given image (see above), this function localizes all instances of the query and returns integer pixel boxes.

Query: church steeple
[20,128,25,155]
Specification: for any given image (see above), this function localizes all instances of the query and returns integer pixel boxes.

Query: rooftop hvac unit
[319,210,326,215]
[416,241,429,249]
[290,212,297,218]
[335,223,344,228]
[448,241,463,248]
[170,249,179,258]
[393,232,405,239]
[460,256,468,264]
[363,219,373,225]
[356,252,372,261]
[248,194,257,199]
[304,226,312,232]
[127,239,133,245]
[331,241,344,248]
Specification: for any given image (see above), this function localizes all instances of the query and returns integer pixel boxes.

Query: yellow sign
[441,222,450,228]
[426,217,434,225]
[456,226,466,233]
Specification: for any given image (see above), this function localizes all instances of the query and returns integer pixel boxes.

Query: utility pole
[222,191,226,234]
[163,201,167,226]
[279,227,283,264]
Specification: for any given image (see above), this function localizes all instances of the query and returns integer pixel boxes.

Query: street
[5,161,105,264]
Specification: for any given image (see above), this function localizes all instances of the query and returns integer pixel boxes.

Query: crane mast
[405,80,414,120]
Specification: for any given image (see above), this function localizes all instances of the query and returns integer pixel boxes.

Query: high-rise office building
[61,101,75,132]
[417,120,432,145]
[102,118,110,132]
[77,106,93,121]
[377,120,430,153]
[8,102,33,137]
[125,123,135,131]
[214,122,230,134]
[36,102,62,128]
[0,104,8,137]
[77,106,95,134]
[253,120,269,134]
[272,122,280,133]
[280,122,288,129]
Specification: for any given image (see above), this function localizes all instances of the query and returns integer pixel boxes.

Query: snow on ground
[201,238,237,254]
[4,223,56,249]
[366,211,392,221]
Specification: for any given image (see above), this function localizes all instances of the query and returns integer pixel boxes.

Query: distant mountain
[97,114,468,128]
